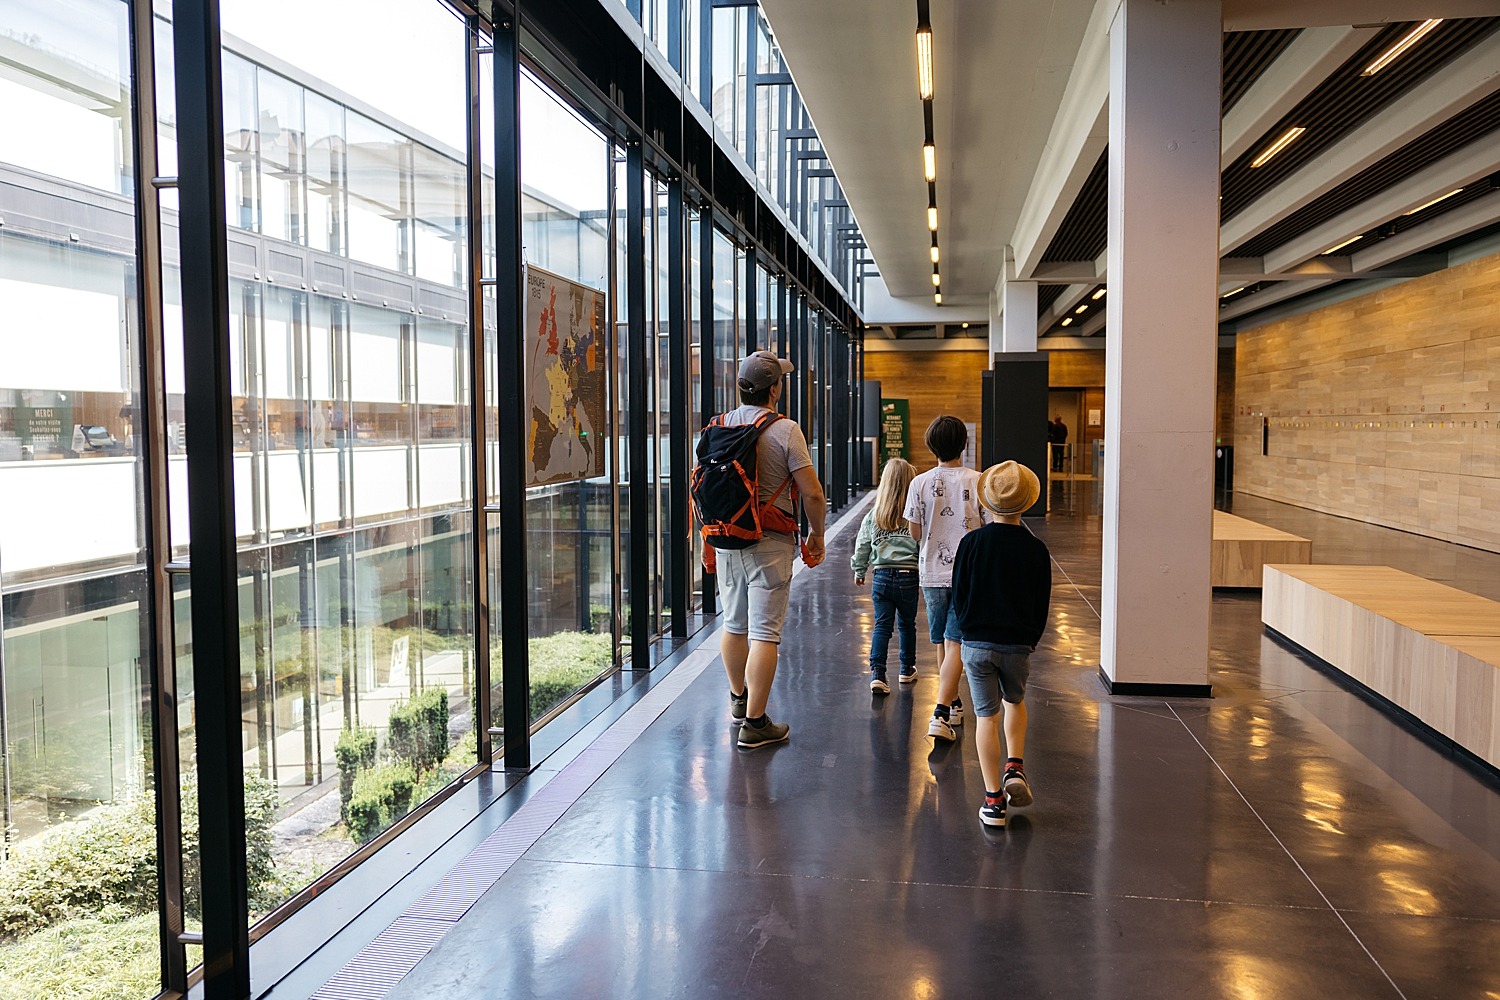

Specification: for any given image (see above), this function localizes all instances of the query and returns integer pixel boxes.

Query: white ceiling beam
[1222,27,1377,165]
[935,323,947,339]
[1032,261,1101,283]
[1222,31,1500,254]
[879,325,897,340]
[1264,130,1500,273]
[1079,308,1107,337]
[1217,278,1336,322]
[1352,188,1500,272]
[1223,1,1500,31]
[1007,0,1113,280]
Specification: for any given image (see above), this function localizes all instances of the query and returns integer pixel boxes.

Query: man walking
[717,351,827,749]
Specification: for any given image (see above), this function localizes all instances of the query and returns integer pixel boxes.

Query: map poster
[880,398,909,464]
[524,266,608,487]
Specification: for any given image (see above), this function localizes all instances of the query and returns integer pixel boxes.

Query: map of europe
[525,267,606,486]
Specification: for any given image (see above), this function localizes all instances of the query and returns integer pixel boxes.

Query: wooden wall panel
[1235,250,1500,553]
[1049,350,1105,387]
[863,349,987,470]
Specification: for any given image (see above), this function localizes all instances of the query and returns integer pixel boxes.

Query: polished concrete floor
[375,483,1500,999]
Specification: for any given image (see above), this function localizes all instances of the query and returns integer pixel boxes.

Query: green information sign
[880,398,909,464]
[16,390,72,450]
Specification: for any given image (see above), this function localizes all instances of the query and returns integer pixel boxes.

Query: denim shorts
[961,642,1032,716]
[718,534,796,643]
[921,585,963,644]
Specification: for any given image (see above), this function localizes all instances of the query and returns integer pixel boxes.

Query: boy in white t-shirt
[903,415,989,742]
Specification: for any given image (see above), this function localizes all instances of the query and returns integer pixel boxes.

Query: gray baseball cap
[737,350,794,392]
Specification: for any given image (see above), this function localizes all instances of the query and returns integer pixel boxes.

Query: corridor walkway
[355,482,1500,998]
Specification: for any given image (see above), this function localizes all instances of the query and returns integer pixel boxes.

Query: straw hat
[979,460,1040,516]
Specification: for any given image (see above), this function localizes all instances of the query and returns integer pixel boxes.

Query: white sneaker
[870,675,890,694]
[949,700,964,726]
[927,714,956,742]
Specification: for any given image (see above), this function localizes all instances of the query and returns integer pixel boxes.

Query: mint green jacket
[850,511,920,579]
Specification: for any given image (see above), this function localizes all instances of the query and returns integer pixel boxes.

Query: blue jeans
[869,568,919,673]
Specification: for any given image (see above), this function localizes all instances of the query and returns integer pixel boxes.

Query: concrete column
[988,256,1038,356]
[1100,0,1220,695]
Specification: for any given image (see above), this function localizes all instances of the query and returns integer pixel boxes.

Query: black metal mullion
[128,0,187,992]
[628,135,649,669]
[171,0,249,994]
[667,179,688,639]
[697,210,716,617]
[743,246,757,353]
[465,17,495,764]
[493,12,531,769]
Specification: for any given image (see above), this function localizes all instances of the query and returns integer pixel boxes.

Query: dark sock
[747,714,768,728]
[1006,757,1023,769]
[730,687,746,699]
[952,697,963,709]
[934,703,950,720]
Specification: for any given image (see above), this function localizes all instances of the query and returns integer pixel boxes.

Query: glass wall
[0,0,858,994]
[518,69,615,716]
[0,0,161,990]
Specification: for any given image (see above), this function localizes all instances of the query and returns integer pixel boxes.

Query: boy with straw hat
[952,460,1051,829]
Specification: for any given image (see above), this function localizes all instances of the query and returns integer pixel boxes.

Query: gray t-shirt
[721,405,813,515]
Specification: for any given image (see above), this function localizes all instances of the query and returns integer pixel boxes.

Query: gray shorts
[961,642,1032,715]
[718,534,796,643]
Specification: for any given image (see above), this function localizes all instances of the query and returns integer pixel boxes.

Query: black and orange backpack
[690,411,799,550]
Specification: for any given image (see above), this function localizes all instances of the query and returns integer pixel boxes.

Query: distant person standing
[851,458,920,694]
[953,460,1050,828]
[1048,415,1069,473]
[903,415,989,742]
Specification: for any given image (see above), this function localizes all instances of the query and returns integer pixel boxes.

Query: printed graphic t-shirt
[902,464,988,586]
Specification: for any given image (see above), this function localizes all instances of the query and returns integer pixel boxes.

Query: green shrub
[0,912,160,1000]
[0,771,280,942]
[345,762,416,845]
[333,725,377,825]
[388,687,450,772]
[489,631,614,722]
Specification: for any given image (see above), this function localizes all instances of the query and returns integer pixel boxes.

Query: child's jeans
[869,568,919,673]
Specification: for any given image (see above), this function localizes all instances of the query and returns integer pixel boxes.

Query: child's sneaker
[927,712,956,742]
[979,794,1006,828]
[949,698,964,726]
[898,665,918,684]
[1003,764,1033,807]
[870,671,890,695]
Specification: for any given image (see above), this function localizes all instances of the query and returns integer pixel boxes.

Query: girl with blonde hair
[851,458,922,693]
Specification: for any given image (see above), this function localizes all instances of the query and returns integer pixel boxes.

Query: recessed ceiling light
[1250,126,1306,168]
[1221,286,1246,298]
[961,322,969,329]
[1404,189,1463,215]
[1362,19,1442,76]
[1061,317,1073,327]
[1074,304,1088,314]
[1091,288,1105,300]
[1322,235,1362,255]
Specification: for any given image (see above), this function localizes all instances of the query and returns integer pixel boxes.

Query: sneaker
[979,798,1007,828]
[737,717,790,749]
[927,713,956,742]
[949,699,964,726]
[870,673,890,695]
[729,689,748,723]
[1003,765,1033,807]
[898,665,918,684]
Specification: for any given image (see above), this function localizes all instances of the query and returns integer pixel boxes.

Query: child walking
[953,461,1051,828]
[903,415,990,742]
[851,459,920,694]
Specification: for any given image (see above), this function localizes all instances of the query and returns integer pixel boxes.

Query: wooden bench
[1210,511,1311,587]
[1262,564,1500,770]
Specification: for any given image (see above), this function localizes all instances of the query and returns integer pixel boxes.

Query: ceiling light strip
[1405,188,1463,215]
[1362,19,1443,77]
[1250,126,1305,168]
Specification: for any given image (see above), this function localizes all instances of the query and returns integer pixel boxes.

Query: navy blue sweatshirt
[951,522,1052,647]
